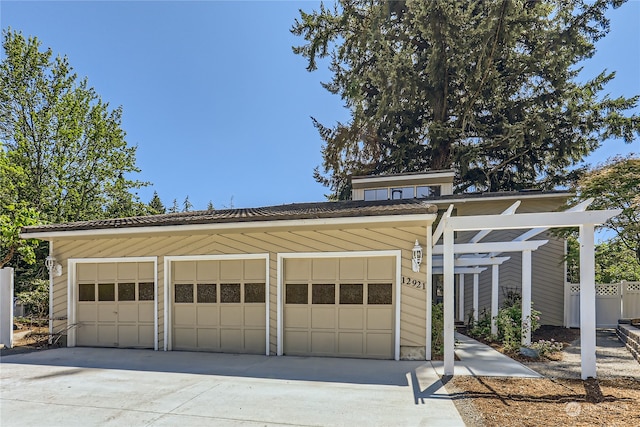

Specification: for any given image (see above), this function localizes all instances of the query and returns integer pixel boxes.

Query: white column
[443,228,455,376]
[48,241,54,344]
[0,268,15,348]
[579,224,597,379]
[473,273,479,322]
[458,274,465,322]
[491,264,499,336]
[426,225,433,360]
[521,249,532,345]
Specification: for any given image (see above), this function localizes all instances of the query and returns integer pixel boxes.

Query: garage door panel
[244,306,265,327]
[285,307,308,328]
[220,306,242,326]
[284,331,308,354]
[338,308,363,329]
[220,329,242,350]
[174,305,196,325]
[77,304,96,322]
[312,259,336,280]
[97,263,117,281]
[311,307,335,328]
[97,304,117,322]
[174,328,196,348]
[366,333,392,356]
[117,263,137,280]
[367,309,393,330]
[339,258,365,280]
[139,303,154,322]
[367,257,394,280]
[244,329,265,353]
[138,325,154,347]
[197,328,219,349]
[220,260,242,280]
[311,331,335,354]
[77,323,97,346]
[197,306,219,326]
[244,259,265,280]
[197,261,218,281]
[338,332,363,355]
[285,259,310,281]
[118,304,139,323]
[97,324,117,346]
[117,324,139,347]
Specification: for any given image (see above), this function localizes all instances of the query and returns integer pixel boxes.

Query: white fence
[565,281,640,328]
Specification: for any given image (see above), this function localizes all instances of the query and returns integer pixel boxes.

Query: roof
[21,198,439,235]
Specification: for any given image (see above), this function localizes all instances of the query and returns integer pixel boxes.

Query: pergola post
[425,224,433,361]
[473,273,479,322]
[458,274,465,322]
[443,227,455,376]
[491,264,499,336]
[521,249,532,345]
[579,224,597,379]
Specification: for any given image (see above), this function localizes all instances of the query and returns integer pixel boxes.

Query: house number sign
[402,276,425,290]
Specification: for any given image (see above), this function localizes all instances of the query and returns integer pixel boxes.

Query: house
[20,170,572,361]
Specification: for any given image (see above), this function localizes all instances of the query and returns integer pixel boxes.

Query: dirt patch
[448,376,640,426]
[1,322,52,356]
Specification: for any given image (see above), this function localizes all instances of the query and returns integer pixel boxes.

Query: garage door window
[79,284,95,301]
[244,283,265,303]
[368,284,392,304]
[286,284,308,304]
[98,283,115,301]
[197,284,217,303]
[340,284,363,304]
[175,284,194,303]
[220,283,241,303]
[139,283,154,301]
[118,283,135,301]
[312,284,335,304]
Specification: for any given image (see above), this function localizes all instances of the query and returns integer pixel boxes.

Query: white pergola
[424,201,620,380]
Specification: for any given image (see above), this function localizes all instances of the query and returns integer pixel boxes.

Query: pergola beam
[433,240,548,255]
[432,256,510,267]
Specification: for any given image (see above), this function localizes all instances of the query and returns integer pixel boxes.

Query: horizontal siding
[52,224,432,353]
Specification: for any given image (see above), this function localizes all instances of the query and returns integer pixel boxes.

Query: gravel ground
[524,328,640,379]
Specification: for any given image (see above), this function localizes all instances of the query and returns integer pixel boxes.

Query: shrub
[529,339,563,357]
[431,303,444,355]
[16,279,49,321]
[495,299,541,352]
[468,308,495,342]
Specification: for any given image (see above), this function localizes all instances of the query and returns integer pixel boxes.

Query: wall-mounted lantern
[412,240,423,273]
[45,256,62,277]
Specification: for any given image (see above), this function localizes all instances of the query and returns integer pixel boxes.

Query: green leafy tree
[292,0,640,199]
[148,191,166,215]
[595,238,640,282]
[0,30,147,223]
[574,155,640,263]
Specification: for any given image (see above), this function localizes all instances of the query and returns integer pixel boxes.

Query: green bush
[468,308,495,342]
[431,303,444,356]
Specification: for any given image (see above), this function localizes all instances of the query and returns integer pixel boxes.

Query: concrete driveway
[0,348,464,426]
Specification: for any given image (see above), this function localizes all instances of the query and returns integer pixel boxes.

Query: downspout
[48,240,54,344]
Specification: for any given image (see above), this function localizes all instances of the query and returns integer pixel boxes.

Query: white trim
[66,256,158,349]
[48,241,54,345]
[277,250,403,360]
[425,225,433,361]
[21,214,437,239]
[352,171,455,185]
[163,254,270,354]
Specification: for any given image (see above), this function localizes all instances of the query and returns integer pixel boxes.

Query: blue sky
[2,0,639,211]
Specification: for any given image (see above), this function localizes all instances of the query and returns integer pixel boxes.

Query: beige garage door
[284,257,395,359]
[172,259,266,354]
[76,262,155,348]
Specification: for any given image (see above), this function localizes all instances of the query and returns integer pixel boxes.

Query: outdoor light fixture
[45,256,62,277]
[412,240,423,273]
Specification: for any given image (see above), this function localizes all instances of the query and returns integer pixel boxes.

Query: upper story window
[416,185,441,198]
[391,187,415,200]
[364,188,388,201]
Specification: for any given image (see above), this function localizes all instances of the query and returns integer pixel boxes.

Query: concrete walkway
[1,348,465,427]
[430,332,542,378]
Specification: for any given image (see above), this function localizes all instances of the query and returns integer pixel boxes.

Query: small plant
[468,308,496,342]
[528,339,563,357]
[16,279,49,321]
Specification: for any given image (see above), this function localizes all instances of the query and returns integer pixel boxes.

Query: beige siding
[51,224,432,353]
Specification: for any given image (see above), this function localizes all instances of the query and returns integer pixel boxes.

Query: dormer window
[391,187,415,200]
[416,185,441,198]
[364,188,388,201]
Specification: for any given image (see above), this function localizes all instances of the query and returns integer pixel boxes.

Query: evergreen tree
[292,0,640,198]
[148,191,166,214]
[207,200,215,211]
[182,196,193,212]
[168,199,179,213]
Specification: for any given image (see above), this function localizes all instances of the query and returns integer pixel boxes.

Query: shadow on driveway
[1,347,444,389]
